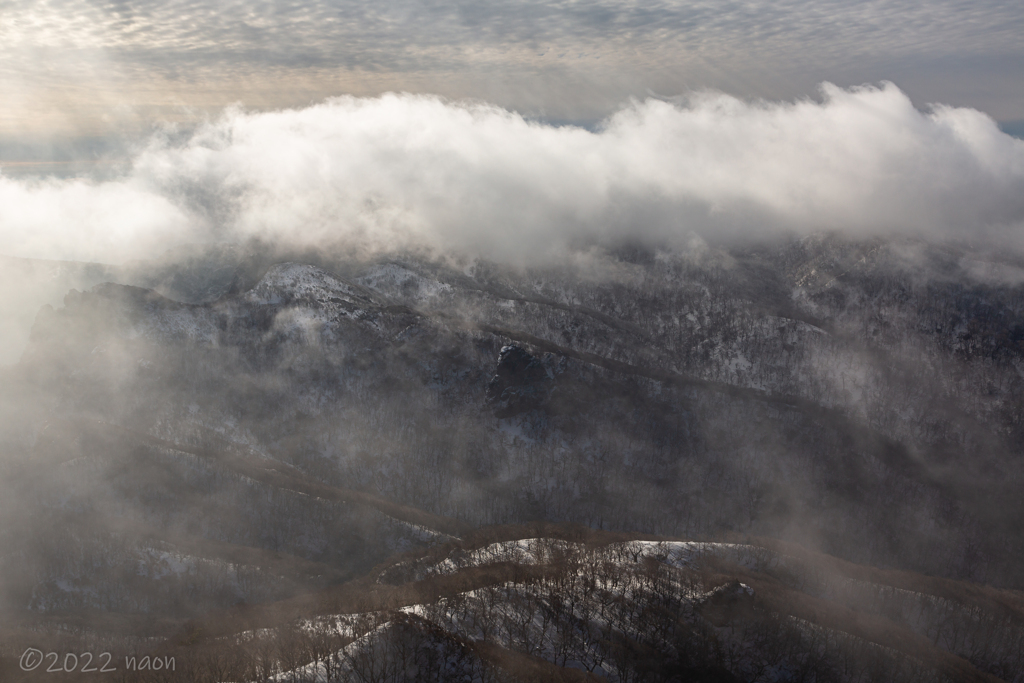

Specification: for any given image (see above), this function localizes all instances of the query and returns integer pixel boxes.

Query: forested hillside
[2,235,1023,681]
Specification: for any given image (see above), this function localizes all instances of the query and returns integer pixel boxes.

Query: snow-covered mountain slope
[168,530,1024,683]
[3,235,1024,681]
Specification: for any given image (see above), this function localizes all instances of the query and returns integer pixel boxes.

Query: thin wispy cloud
[2,0,1023,135]
[5,0,1022,63]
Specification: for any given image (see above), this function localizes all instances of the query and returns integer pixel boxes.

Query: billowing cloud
[1,83,1023,264]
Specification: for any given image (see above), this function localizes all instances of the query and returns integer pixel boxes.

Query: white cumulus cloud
[1,82,1023,264]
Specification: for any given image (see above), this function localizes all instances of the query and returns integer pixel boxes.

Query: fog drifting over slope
[2,81,1023,265]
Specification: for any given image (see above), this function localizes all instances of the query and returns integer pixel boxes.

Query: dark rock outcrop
[486,344,553,417]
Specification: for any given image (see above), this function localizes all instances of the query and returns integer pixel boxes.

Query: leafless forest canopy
[2,234,1024,681]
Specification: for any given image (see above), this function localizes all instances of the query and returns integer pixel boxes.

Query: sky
[2,0,1023,148]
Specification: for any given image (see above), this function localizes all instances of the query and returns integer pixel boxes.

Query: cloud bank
[1,82,1023,264]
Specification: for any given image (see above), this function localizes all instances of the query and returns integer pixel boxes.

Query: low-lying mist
[2,81,1023,268]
